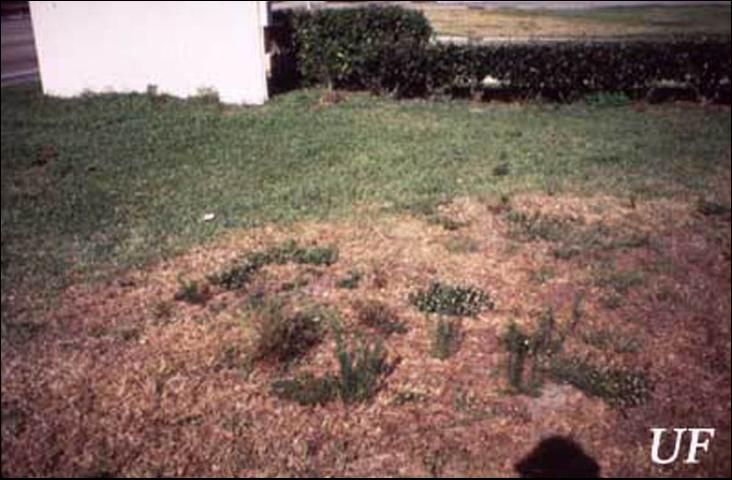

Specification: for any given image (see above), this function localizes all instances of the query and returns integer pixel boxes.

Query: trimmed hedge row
[283,6,431,90]
[387,40,732,102]
[272,7,731,103]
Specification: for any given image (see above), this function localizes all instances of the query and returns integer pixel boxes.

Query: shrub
[427,39,730,102]
[275,6,731,103]
[251,302,326,364]
[286,6,432,90]
[411,281,493,317]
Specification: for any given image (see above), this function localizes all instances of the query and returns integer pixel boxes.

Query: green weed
[411,282,493,317]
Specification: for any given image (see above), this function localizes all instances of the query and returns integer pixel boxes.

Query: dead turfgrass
[1,192,730,477]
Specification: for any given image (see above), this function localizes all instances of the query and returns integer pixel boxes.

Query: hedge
[272,7,731,103]
[283,6,431,90]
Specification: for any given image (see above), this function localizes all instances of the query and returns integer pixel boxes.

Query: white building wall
[29,1,268,104]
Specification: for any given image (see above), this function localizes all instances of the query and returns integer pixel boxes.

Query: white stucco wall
[29,1,269,104]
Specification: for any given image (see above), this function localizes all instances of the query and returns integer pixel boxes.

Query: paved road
[1,14,38,87]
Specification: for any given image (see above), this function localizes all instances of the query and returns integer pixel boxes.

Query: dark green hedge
[404,40,731,102]
[272,7,731,103]
[284,6,432,89]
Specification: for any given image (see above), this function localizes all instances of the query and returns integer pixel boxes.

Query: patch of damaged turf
[505,209,650,260]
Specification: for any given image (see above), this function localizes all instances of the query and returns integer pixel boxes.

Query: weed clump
[251,302,327,364]
[272,325,388,406]
[292,246,339,266]
[280,276,310,292]
[697,199,731,217]
[336,270,363,289]
[151,301,174,322]
[335,330,387,404]
[173,278,210,305]
[506,210,649,260]
[427,214,469,231]
[431,317,461,360]
[493,163,510,177]
[271,374,338,406]
[445,236,480,254]
[411,282,493,317]
[505,211,577,243]
[500,310,562,393]
[594,268,645,295]
[209,241,339,290]
[581,329,641,354]
[501,322,532,391]
[500,313,650,407]
[208,261,261,290]
[354,300,406,336]
[549,356,652,408]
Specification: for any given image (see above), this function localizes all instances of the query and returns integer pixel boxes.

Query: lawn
[2,87,729,293]
[1,86,731,477]
[421,4,732,39]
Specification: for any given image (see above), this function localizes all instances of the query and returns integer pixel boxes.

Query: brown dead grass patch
[2,193,730,477]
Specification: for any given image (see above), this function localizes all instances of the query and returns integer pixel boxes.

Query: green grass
[2,86,730,295]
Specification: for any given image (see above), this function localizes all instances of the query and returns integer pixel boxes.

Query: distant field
[421,4,732,38]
